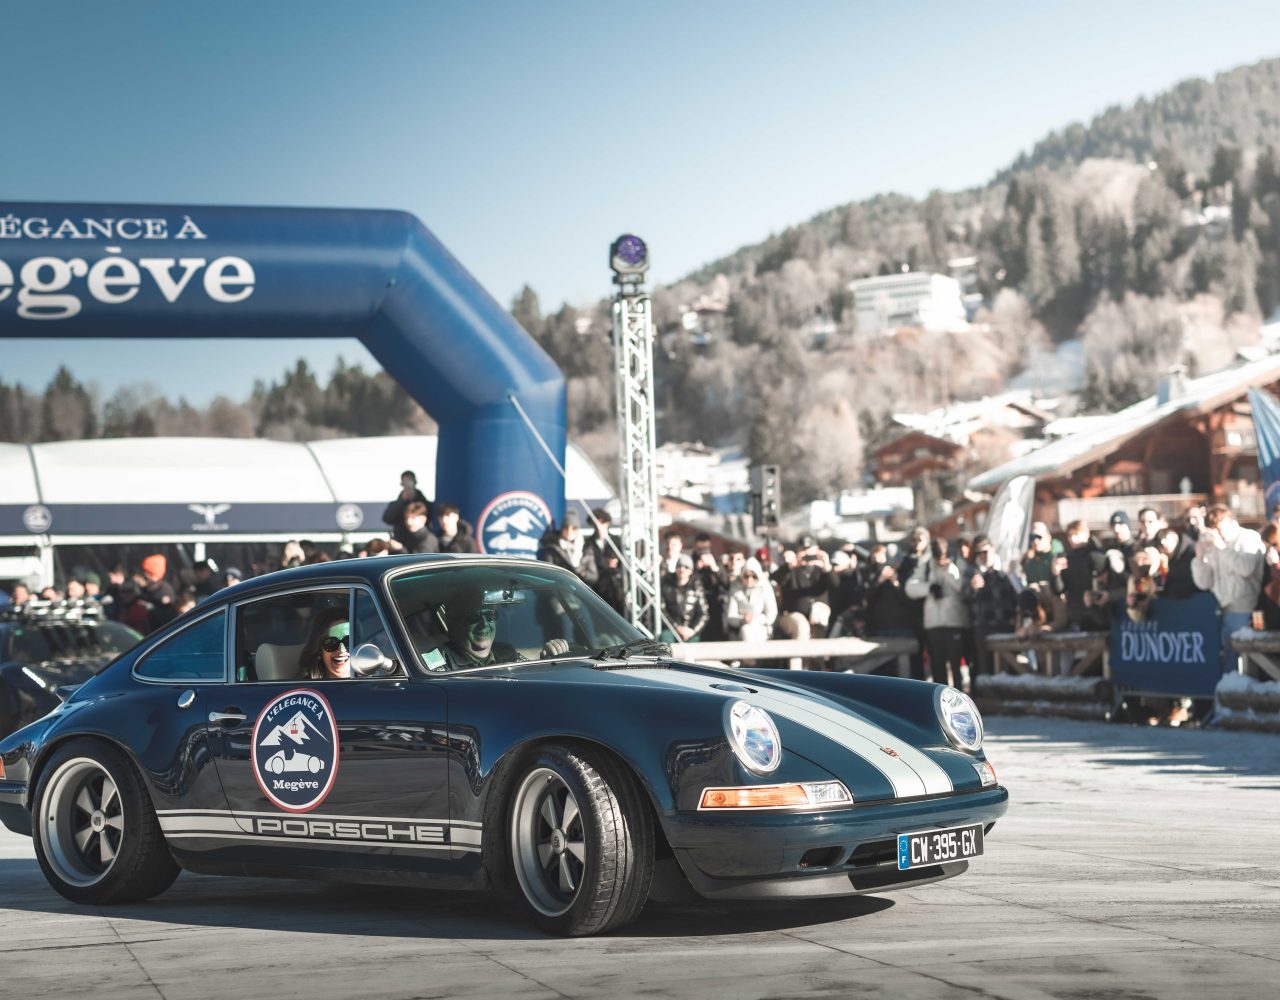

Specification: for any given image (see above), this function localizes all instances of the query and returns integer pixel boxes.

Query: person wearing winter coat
[435,503,479,554]
[964,539,1018,680]
[1191,504,1265,672]
[660,555,709,642]
[578,508,626,615]
[382,470,432,543]
[725,559,778,643]
[905,539,970,685]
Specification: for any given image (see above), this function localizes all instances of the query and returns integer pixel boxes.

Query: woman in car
[299,610,351,680]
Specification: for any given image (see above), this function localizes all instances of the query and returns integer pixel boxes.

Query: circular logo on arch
[476,491,551,557]
[22,504,53,533]
[251,689,340,813]
[335,503,364,531]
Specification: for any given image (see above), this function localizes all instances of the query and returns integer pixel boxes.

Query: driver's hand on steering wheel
[541,638,570,657]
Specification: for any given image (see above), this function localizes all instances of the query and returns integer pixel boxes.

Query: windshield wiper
[592,639,672,660]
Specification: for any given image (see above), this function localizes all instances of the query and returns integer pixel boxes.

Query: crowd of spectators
[5,468,1275,708]
[527,500,1274,714]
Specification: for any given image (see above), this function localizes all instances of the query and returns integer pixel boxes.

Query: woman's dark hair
[298,607,350,680]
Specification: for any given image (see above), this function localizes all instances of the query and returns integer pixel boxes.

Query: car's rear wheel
[33,738,179,905]
[508,744,653,936]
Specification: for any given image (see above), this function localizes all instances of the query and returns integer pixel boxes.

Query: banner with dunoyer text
[1110,593,1222,697]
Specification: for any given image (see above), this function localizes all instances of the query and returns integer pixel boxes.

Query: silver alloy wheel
[510,767,587,917]
[41,757,125,888]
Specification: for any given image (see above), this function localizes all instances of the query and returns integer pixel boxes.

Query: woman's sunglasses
[320,635,350,653]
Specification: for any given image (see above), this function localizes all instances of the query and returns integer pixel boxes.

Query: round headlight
[936,686,983,752]
[725,701,782,774]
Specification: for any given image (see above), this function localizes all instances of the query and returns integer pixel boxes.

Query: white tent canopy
[0,435,613,544]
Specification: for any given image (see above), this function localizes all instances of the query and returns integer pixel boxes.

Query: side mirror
[350,642,399,678]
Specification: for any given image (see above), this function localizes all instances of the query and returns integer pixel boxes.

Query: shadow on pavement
[987,714,1280,787]
[0,859,893,941]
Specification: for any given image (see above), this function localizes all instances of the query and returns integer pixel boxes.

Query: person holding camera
[964,538,1017,680]
[1059,520,1110,631]
[775,536,835,640]
[1192,504,1265,673]
[905,539,970,686]
[691,533,729,641]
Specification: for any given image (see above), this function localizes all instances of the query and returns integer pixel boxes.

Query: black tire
[32,738,179,905]
[507,743,653,936]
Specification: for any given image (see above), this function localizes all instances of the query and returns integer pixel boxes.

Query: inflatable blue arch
[0,202,566,554]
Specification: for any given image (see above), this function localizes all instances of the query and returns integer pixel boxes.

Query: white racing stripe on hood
[625,668,952,798]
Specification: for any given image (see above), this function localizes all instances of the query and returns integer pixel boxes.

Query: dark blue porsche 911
[0,554,1007,936]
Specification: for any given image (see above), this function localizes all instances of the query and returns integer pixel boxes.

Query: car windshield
[388,563,646,671]
[8,620,143,665]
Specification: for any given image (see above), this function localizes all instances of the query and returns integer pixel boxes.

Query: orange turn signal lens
[0,757,6,780]
[701,785,811,809]
[698,781,853,810]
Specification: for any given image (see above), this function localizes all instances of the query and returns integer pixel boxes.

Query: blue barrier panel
[1110,592,1222,696]
[0,203,566,551]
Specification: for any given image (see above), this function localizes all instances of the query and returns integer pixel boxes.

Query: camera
[928,583,943,599]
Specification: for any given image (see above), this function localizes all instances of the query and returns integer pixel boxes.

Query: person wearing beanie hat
[1103,511,1136,607]
[140,553,177,633]
[141,554,167,582]
[725,557,778,643]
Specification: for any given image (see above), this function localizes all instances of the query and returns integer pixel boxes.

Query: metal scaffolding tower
[609,235,662,637]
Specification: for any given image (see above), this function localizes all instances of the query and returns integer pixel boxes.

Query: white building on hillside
[850,271,968,335]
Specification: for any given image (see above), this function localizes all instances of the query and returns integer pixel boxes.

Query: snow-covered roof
[968,354,1280,493]
[892,390,1051,444]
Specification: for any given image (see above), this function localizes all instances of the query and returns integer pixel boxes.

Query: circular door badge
[250,689,340,813]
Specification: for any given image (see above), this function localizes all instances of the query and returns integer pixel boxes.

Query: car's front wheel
[32,738,180,905]
[508,744,653,936]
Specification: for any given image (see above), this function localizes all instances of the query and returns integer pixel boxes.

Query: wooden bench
[670,636,919,674]
[1228,630,1280,682]
[982,631,1111,679]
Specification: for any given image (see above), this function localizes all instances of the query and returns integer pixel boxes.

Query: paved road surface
[3,716,1280,1000]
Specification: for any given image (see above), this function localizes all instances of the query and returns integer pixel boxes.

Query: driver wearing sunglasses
[440,593,570,670]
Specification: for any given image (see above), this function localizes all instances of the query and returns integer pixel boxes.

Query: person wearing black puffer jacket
[964,538,1018,682]
[659,555,708,643]
[435,503,479,554]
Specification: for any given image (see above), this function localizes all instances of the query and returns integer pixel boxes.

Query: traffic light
[749,464,781,527]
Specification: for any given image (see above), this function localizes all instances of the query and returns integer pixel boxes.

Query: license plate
[897,823,984,870]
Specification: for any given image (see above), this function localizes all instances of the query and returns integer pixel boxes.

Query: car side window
[234,588,349,684]
[136,611,227,682]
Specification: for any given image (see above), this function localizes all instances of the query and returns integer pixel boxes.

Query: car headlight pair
[936,687,984,752]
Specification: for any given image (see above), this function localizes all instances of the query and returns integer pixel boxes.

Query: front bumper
[663,785,1008,900]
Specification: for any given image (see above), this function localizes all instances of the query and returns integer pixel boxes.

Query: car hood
[473,657,980,799]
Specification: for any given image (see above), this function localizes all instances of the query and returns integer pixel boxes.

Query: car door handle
[208,710,247,724]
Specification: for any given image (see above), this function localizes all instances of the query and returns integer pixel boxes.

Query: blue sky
[2,1,1279,404]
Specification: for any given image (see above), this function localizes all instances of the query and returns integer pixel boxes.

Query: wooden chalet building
[968,357,1280,531]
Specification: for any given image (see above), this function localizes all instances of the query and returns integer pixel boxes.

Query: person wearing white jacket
[905,539,971,686]
[725,559,778,643]
[1191,504,1265,672]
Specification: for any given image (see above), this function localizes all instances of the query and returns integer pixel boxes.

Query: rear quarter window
[136,610,227,682]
